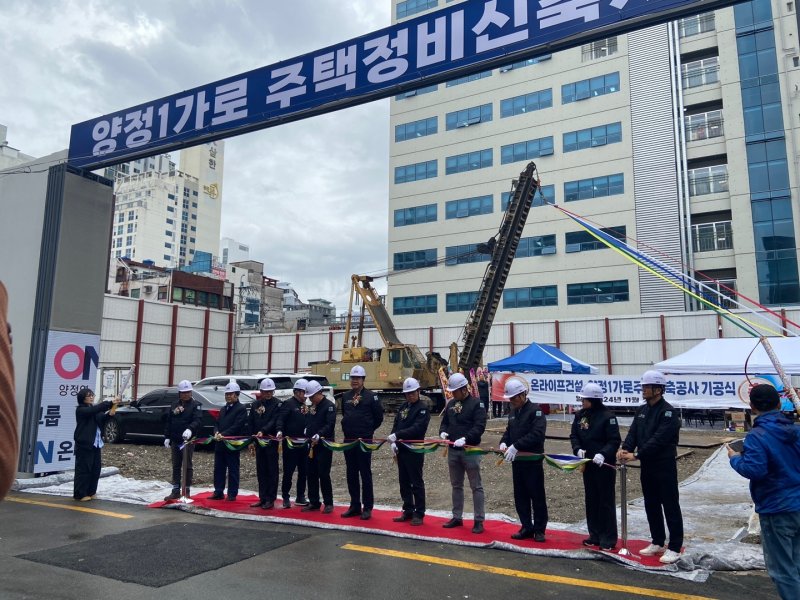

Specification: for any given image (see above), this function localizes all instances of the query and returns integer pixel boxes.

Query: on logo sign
[54,344,99,380]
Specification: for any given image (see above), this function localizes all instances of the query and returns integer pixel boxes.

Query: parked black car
[102,386,255,443]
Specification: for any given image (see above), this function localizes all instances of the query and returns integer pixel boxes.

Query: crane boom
[459,161,540,374]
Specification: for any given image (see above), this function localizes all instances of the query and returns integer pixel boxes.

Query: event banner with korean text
[35,331,100,473]
[68,0,737,169]
[490,372,786,409]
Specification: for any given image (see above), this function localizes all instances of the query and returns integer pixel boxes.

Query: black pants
[281,441,307,500]
[213,445,240,498]
[344,445,374,510]
[73,445,102,499]
[640,459,684,552]
[307,446,333,507]
[492,401,503,418]
[397,449,425,516]
[512,461,548,533]
[170,443,194,491]
[583,462,617,547]
[255,443,279,503]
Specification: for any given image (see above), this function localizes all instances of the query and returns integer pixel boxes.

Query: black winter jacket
[500,401,546,453]
[164,399,202,441]
[74,401,112,449]
[341,388,383,439]
[440,394,486,447]
[569,405,621,464]
[249,398,280,437]
[391,397,431,442]
[214,400,248,437]
[622,398,681,463]
[306,398,337,440]
[277,397,307,437]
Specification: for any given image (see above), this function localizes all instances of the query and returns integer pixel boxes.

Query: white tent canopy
[654,337,800,375]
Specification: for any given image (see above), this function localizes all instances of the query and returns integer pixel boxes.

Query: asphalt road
[0,493,778,600]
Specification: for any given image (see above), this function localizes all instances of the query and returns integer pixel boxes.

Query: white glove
[592,453,605,466]
[164,439,171,448]
[440,432,449,440]
[182,429,192,441]
[499,442,508,452]
[576,449,586,459]
[276,431,283,440]
[391,442,398,456]
[504,444,518,462]
[454,437,466,448]
[387,433,397,443]
[312,434,320,442]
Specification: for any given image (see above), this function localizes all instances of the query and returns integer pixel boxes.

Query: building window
[394,204,438,226]
[567,280,629,304]
[395,117,438,142]
[565,226,626,252]
[127,210,134,220]
[116,225,123,235]
[681,57,719,89]
[685,109,724,141]
[503,285,558,308]
[446,291,479,312]
[500,137,554,164]
[192,202,197,208]
[163,254,171,261]
[396,0,437,19]
[191,213,196,220]
[393,294,437,315]
[563,122,622,152]
[445,149,493,174]
[126,223,134,233]
[516,235,557,257]
[117,213,124,223]
[500,89,552,117]
[190,226,197,232]
[394,249,437,271]
[168,193,176,200]
[445,243,491,265]
[126,236,133,246]
[498,54,552,72]
[502,185,555,209]
[564,174,625,201]
[446,70,492,87]
[581,37,618,61]
[445,195,492,219]
[395,85,437,100]
[181,223,188,233]
[395,160,438,184]
[562,72,620,104]
[158,286,168,300]
[446,103,492,130]
[166,218,174,225]
[165,230,173,237]
[167,206,175,213]
[190,237,196,243]
[692,221,733,252]
[679,12,715,37]
[688,164,728,196]
[747,140,790,192]
[182,210,188,220]
[165,242,172,249]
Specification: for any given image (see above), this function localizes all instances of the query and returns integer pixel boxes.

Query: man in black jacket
[617,370,684,564]
[440,373,487,534]
[276,379,309,508]
[500,379,548,542]
[570,382,621,550]
[210,381,248,501]
[340,365,383,520]
[249,378,281,509]
[73,389,119,501]
[387,377,431,525]
[302,380,337,514]
[163,380,202,501]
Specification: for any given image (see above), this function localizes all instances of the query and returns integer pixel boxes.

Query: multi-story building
[110,142,224,269]
[388,0,800,326]
[220,237,250,265]
[102,153,175,181]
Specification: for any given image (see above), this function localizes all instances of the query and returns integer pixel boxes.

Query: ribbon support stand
[178,442,194,504]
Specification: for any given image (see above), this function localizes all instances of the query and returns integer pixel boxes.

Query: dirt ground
[102,414,726,524]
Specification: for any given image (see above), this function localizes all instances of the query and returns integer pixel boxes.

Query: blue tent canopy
[487,342,598,374]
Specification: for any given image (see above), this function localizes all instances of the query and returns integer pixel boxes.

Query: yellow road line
[6,495,134,519]
[342,544,717,600]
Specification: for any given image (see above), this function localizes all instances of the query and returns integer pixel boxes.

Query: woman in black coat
[73,389,117,501]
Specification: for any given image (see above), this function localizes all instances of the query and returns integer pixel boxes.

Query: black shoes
[472,521,484,534]
[533,532,546,543]
[295,497,309,506]
[250,501,265,508]
[301,504,321,512]
[512,528,535,540]
[322,505,334,514]
[582,538,599,547]
[209,492,224,500]
[599,544,616,551]
[262,501,275,510]
[282,498,292,509]
[341,507,362,518]
[411,515,424,526]
[360,509,372,520]
[164,490,180,501]
[226,496,237,501]
[442,518,463,529]
[393,512,412,522]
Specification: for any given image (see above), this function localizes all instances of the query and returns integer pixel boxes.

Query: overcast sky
[0,0,391,312]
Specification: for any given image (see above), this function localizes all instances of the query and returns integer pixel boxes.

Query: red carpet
[150,492,676,572]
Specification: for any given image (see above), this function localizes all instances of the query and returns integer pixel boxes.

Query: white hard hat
[503,379,528,399]
[641,370,667,386]
[305,380,323,396]
[177,380,192,393]
[293,378,308,392]
[403,377,421,394]
[350,365,366,378]
[224,381,240,393]
[446,373,469,392]
[577,382,604,400]
[259,378,276,391]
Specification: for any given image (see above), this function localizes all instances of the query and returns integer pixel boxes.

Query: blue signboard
[69,0,737,169]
